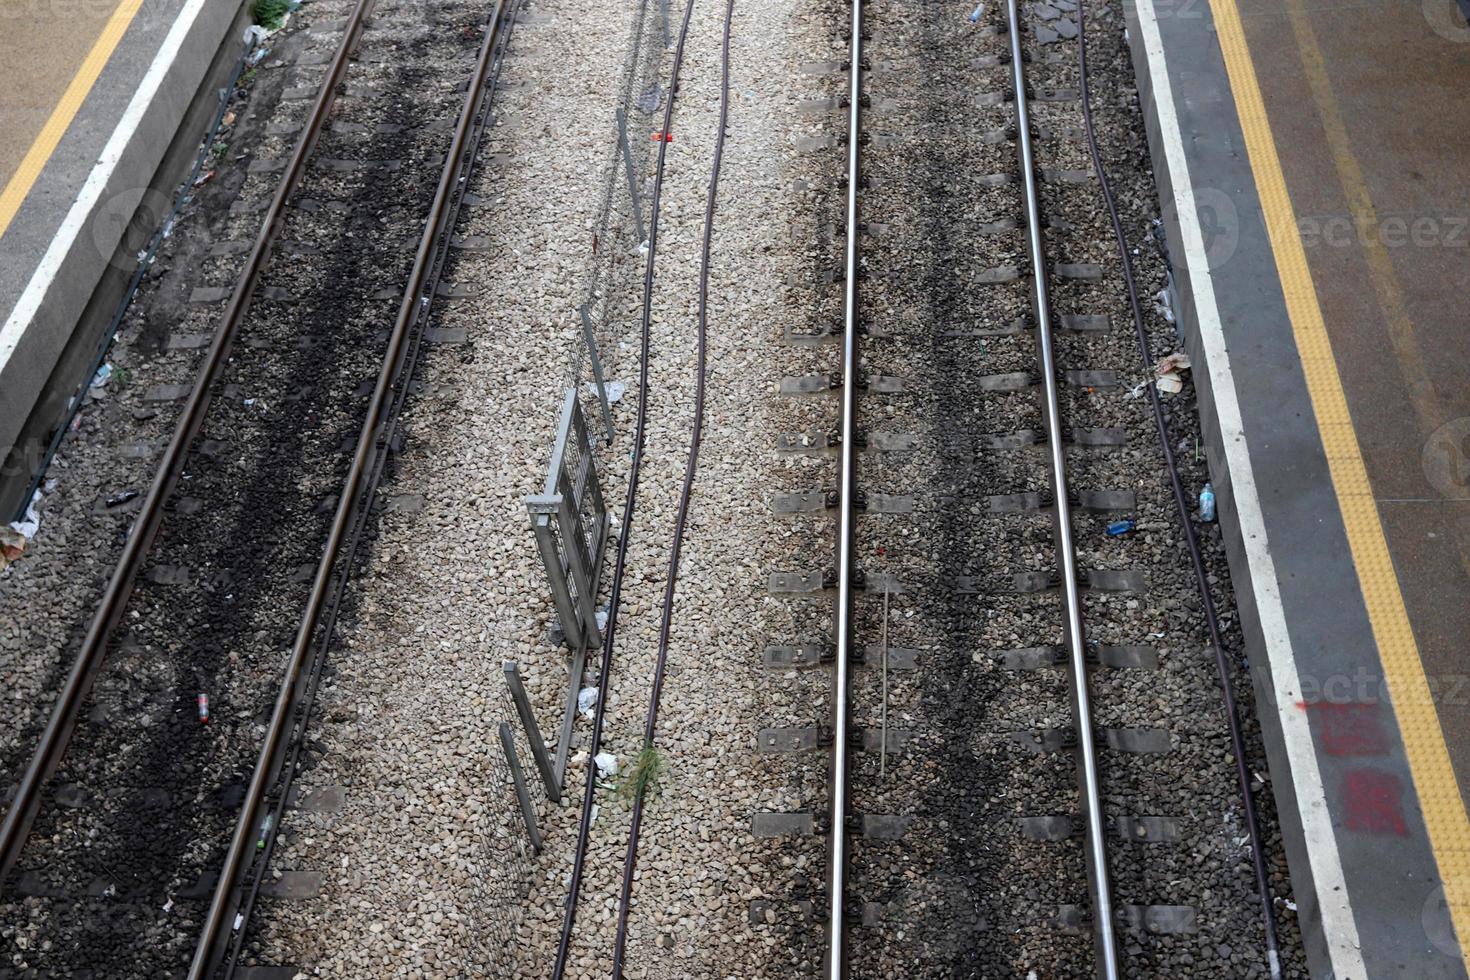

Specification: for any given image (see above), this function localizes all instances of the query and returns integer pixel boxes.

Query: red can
[197,693,210,725]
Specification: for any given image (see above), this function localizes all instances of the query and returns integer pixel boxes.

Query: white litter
[1156,351,1192,374]
[1154,351,1191,395]
[594,752,618,777]
[10,490,42,539]
[585,379,626,405]
[577,686,599,718]
[1153,286,1176,323]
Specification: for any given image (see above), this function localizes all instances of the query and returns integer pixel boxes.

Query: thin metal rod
[615,107,648,245]
[500,723,544,852]
[0,0,378,892]
[1005,1,1118,975]
[828,0,863,972]
[578,304,617,444]
[187,4,509,974]
[880,586,888,781]
[1075,2,1280,975]
[505,662,561,802]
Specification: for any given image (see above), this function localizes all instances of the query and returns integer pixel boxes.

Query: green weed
[252,0,292,30]
[616,746,667,805]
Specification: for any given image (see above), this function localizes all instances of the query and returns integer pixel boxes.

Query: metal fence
[520,0,671,789]
[564,0,667,412]
[469,2,673,971]
[466,677,553,974]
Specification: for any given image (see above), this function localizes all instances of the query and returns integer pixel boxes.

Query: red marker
[197,693,210,725]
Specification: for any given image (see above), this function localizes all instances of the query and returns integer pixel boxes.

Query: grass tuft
[616,746,667,806]
[252,0,293,30]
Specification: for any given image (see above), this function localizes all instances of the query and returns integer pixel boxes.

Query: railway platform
[1127,0,1470,976]
[0,0,246,516]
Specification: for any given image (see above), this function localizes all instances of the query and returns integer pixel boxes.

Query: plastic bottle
[257,813,273,851]
[1199,482,1216,522]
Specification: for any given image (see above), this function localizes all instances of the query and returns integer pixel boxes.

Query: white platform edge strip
[0,0,212,370]
[1132,0,1366,974]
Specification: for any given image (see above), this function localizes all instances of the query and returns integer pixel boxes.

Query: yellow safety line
[1210,0,1470,957]
[0,0,146,240]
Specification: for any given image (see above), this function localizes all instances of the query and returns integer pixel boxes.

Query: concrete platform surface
[1127,0,1470,976]
[0,0,245,503]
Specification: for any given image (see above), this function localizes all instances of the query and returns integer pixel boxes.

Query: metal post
[499,722,543,853]
[827,0,863,974]
[1006,0,1118,975]
[552,643,588,786]
[615,108,648,244]
[504,661,561,801]
[579,305,617,444]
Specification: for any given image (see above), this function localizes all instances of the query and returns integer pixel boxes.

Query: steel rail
[827,0,863,973]
[186,2,511,974]
[198,6,519,976]
[0,0,378,890]
[549,0,702,972]
[10,37,257,525]
[1005,0,1120,975]
[1074,3,1281,975]
[607,0,735,974]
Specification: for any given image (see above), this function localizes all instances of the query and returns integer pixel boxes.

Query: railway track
[807,0,1282,976]
[0,0,514,975]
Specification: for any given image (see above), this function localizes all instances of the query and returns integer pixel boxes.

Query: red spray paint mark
[1343,769,1408,836]
[1297,700,1389,757]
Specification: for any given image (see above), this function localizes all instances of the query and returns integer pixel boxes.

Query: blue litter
[968,3,986,22]
[1106,519,1135,537]
[1199,482,1216,522]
